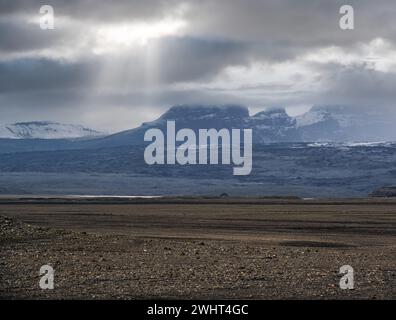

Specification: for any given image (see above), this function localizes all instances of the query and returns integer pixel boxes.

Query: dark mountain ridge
[0,104,395,154]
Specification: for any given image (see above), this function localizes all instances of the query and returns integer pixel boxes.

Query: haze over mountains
[0,105,395,153]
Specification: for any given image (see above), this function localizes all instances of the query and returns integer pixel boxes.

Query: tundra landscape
[1,197,395,299]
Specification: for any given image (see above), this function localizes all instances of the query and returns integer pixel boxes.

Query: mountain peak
[160,105,249,121]
[252,107,289,119]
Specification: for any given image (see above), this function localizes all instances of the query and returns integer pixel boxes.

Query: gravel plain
[1,198,395,299]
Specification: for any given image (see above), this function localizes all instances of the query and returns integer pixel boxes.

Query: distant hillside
[82,104,396,147]
[296,106,396,142]
[0,104,395,154]
[0,121,104,139]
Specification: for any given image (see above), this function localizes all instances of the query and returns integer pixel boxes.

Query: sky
[1,0,396,132]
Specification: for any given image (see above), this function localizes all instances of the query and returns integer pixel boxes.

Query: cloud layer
[1,0,396,131]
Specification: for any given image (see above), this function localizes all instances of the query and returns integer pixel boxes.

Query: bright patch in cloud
[93,19,187,54]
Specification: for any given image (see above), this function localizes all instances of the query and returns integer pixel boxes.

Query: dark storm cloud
[2,0,395,58]
[0,0,187,56]
[1,0,396,130]
[3,0,395,41]
[0,18,74,54]
[0,58,97,93]
[0,36,250,93]
[313,63,396,108]
[0,0,182,22]
[186,0,396,47]
[154,37,250,83]
[2,0,396,61]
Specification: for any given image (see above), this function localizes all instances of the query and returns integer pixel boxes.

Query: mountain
[100,104,395,146]
[0,121,104,139]
[296,107,341,142]
[1,105,396,197]
[84,105,252,149]
[296,106,396,142]
[95,105,301,147]
[145,104,249,134]
[157,104,249,125]
[0,104,395,155]
[249,108,300,143]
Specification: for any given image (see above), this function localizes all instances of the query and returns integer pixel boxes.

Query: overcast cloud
[0,0,396,131]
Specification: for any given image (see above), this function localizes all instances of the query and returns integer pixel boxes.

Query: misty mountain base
[0,105,395,197]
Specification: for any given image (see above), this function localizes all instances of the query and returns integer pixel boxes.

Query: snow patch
[0,121,104,139]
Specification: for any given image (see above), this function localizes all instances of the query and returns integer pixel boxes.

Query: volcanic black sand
[0,197,395,299]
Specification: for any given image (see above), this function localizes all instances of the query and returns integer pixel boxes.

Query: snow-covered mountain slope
[52,104,396,148]
[296,107,333,128]
[142,105,301,143]
[296,106,396,142]
[0,121,104,139]
[249,108,300,142]
[0,105,395,155]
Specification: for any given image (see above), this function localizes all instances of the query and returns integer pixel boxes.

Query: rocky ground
[0,199,395,299]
